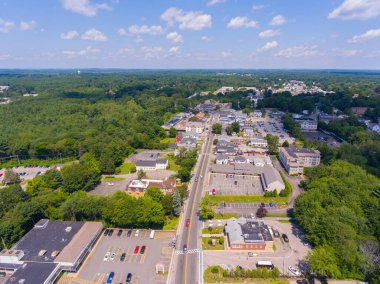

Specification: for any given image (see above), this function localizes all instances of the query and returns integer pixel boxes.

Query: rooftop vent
[65,226,72,233]
[38,250,47,256]
[51,250,60,257]
[19,279,26,284]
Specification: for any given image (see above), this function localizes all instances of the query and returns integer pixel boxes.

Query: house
[253,110,263,117]
[234,156,248,164]
[136,159,168,171]
[249,137,268,148]
[216,154,229,165]
[295,119,318,131]
[225,217,273,250]
[216,145,237,155]
[185,122,204,134]
[371,124,380,133]
[0,219,103,284]
[177,137,197,151]
[279,147,320,174]
[126,178,177,197]
[243,126,255,136]
[214,86,234,95]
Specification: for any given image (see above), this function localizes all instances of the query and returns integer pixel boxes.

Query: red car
[134,246,140,254]
[185,219,190,227]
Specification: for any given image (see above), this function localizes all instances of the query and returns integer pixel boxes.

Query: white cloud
[257,41,278,52]
[135,36,144,43]
[0,53,10,60]
[60,30,79,40]
[19,20,36,31]
[201,36,212,41]
[227,16,258,28]
[328,0,380,20]
[259,29,280,37]
[275,45,318,58]
[161,7,212,30]
[166,32,183,43]
[349,28,380,42]
[0,18,15,33]
[332,48,363,56]
[127,25,164,35]
[117,28,127,36]
[169,46,180,54]
[252,5,264,11]
[81,28,108,41]
[221,51,232,58]
[61,0,110,17]
[62,46,100,57]
[207,0,226,7]
[270,15,286,26]
[141,46,165,59]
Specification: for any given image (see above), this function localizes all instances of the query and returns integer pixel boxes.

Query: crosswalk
[176,248,200,255]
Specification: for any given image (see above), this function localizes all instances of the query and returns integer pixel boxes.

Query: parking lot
[77,229,175,284]
[0,166,52,184]
[207,173,263,195]
[252,116,295,144]
[302,131,340,148]
[126,150,165,163]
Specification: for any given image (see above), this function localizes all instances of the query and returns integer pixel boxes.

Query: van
[135,229,140,237]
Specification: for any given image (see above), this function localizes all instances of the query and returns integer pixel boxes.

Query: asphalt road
[173,128,213,284]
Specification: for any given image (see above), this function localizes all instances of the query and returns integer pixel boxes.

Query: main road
[172,121,214,284]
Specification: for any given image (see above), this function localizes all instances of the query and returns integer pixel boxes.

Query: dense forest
[294,161,380,282]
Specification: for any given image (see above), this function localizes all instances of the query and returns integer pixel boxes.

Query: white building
[296,119,318,131]
[136,159,168,171]
[249,138,268,148]
[185,122,204,134]
[216,154,229,165]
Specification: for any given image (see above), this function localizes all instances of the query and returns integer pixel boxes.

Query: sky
[0,0,380,69]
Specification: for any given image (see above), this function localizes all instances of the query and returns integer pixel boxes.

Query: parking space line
[140,248,147,264]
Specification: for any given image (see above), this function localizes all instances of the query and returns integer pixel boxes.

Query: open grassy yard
[202,237,225,250]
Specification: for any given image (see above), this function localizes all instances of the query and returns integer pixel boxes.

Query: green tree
[282,140,290,147]
[212,123,222,134]
[137,169,146,180]
[172,190,182,216]
[3,169,20,185]
[266,134,279,154]
[306,246,341,278]
[42,169,62,189]
[26,175,48,197]
[231,122,240,133]
[146,186,164,203]
[61,191,104,221]
[169,127,178,138]
[0,185,28,219]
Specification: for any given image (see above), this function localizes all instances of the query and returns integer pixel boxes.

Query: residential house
[249,137,268,148]
[136,159,168,171]
[126,178,177,197]
[216,154,229,165]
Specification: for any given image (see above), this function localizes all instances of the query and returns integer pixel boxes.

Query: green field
[202,226,224,234]
[166,154,181,171]
[103,176,125,181]
[160,137,176,143]
[213,213,239,219]
[163,217,179,230]
[202,237,225,250]
[116,163,136,174]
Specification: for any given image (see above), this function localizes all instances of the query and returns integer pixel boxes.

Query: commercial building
[216,154,229,165]
[225,217,273,250]
[135,159,168,171]
[0,219,103,284]
[185,122,204,134]
[295,119,318,131]
[211,163,285,192]
[126,178,177,197]
[279,147,321,174]
[248,137,268,148]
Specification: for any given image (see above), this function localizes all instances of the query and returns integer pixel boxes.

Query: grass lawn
[266,213,289,217]
[202,226,224,234]
[202,237,225,250]
[278,220,292,223]
[213,213,239,219]
[205,195,288,203]
[116,162,136,174]
[166,154,181,172]
[163,217,179,230]
[160,137,176,143]
[103,176,125,181]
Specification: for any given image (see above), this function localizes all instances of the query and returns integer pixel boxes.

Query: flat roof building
[279,147,320,175]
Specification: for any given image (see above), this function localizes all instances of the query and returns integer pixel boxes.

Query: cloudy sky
[0,0,380,69]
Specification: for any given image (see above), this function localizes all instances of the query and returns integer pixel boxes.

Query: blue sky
[0,0,380,68]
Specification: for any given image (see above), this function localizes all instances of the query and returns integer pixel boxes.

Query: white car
[110,253,115,261]
[288,266,301,276]
[135,229,140,237]
[103,252,110,261]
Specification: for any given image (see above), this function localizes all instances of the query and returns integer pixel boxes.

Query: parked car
[140,245,146,254]
[103,229,109,236]
[273,230,280,238]
[282,233,289,242]
[126,229,132,237]
[288,266,301,276]
[134,246,140,254]
[126,273,132,284]
[106,272,115,284]
[110,253,115,261]
[108,229,114,236]
[135,229,140,237]
[103,252,110,261]
[117,229,123,237]
[120,253,126,261]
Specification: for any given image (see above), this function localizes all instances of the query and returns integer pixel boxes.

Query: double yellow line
[183,131,211,284]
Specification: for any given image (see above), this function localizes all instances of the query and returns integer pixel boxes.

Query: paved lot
[0,166,52,184]
[207,173,263,195]
[302,131,340,148]
[203,220,311,277]
[77,229,175,284]
[250,116,295,144]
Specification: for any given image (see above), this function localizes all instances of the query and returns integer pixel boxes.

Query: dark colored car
[126,229,132,237]
[120,253,126,261]
[117,229,123,237]
[134,246,140,254]
[282,233,289,242]
[140,245,146,254]
[126,273,132,284]
[107,272,115,284]
[108,229,114,236]
[183,244,187,252]
[103,229,109,236]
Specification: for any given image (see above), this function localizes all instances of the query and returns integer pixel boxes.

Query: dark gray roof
[13,220,84,263]
[6,262,58,284]
[282,147,320,158]
[156,159,167,164]
[234,156,247,162]
[136,160,157,167]
[216,154,228,161]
